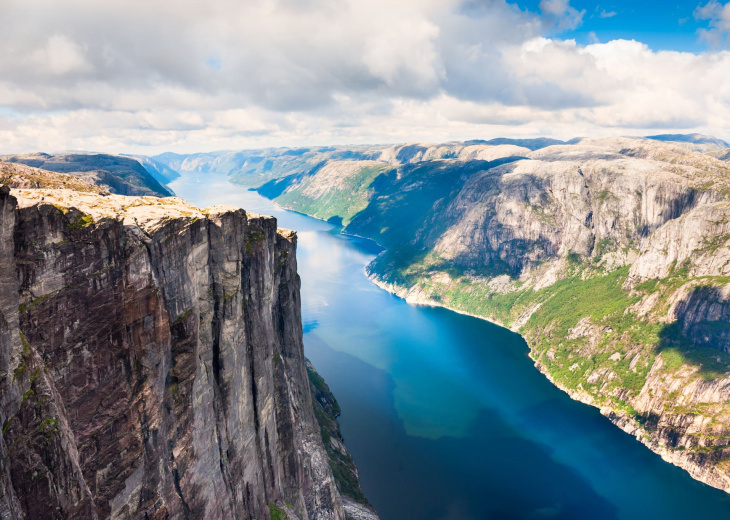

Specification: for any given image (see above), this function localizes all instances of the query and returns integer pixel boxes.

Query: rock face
[306,362,378,520]
[0,153,173,197]
[245,135,730,494]
[0,183,347,519]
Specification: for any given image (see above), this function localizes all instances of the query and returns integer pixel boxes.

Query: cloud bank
[0,0,729,153]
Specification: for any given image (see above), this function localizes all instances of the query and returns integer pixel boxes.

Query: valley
[153,135,730,496]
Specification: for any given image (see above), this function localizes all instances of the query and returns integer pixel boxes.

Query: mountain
[0,164,375,520]
[122,154,181,184]
[645,133,730,152]
[247,136,730,494]
[0,153,173,197]
[468,137,566,150]
[150,138,563,187]
[151,140,539,188]
[152,147,383,188]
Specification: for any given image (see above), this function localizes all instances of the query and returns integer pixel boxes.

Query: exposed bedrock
[0,186,346,519]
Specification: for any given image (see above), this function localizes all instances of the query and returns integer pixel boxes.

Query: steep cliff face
[0,185,347,519]
[251,136,730,494]
[306,363,378,520]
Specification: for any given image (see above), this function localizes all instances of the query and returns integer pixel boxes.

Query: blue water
[169,173,730,520]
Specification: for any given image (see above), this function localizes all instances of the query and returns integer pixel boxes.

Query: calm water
[169,173,730,520]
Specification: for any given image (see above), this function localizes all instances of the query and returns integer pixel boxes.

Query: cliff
[0,174,353,518]
[306,362,378,520]
[249,136,730,494]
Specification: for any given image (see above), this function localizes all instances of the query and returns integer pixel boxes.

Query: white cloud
[29,35,90,76]
[0,0,728,154]
[538,0,585,31]
[695,1,730,45]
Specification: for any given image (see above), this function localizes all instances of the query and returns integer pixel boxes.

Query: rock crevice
[0,186,346,519]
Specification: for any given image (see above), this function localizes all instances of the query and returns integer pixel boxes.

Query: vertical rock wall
[0,187,344,520]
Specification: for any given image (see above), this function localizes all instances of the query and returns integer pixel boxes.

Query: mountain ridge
[0,152,173,197]
[230,135,730,494]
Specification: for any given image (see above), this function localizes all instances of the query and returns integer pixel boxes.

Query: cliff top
[14,186,289,236]
[0,152,173,197]
[1,161,108,194]
[1,161,289,237]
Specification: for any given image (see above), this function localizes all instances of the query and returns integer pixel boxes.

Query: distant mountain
[465,137,566,150]
[645,133,730,151]
[151,147,382,187]
[713,149,730,161]
[123,154,181,185]
[0,152,173,197]
[151,140,541,187]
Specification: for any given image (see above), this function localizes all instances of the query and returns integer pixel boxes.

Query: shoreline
[253,188,730,496]
[366,268,730,495]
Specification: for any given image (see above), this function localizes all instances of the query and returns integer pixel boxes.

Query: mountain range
[150,133,730,494]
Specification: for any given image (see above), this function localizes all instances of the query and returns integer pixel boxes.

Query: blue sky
[523,0,716,50]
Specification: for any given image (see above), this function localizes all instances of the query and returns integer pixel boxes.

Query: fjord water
[169,174,730,520]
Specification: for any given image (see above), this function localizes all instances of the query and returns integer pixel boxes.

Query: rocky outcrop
[0,184,349,519]
[0,153,173,197]
[670,284,730,353]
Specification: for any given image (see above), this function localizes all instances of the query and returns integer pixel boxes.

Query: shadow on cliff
[304,334,620,520]
[655,284,730,381]
[656,322,730,380]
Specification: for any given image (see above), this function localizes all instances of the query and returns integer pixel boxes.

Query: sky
[1,0,730,154]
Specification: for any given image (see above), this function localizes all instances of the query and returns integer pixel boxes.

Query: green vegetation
[13,332,32,381]
[65,213,93,230]
[524,267,633,337]
[38,417,59,434]
[658,322,730,380]
[306,362,369,505]
[276,164,388,226]
[21,388,35,403]
[2,417,14,436]
[174,307,193,323]
[18,291,52,313]
[269,503,287,520]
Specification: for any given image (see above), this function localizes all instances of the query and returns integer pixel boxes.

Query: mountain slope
[646,133,730,152]
[0,153,173,197]
[253,136,730,494]
[123,154,181,184]
[151,139,543,189]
